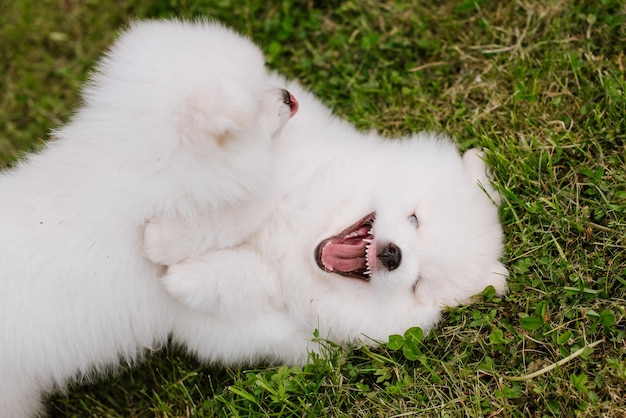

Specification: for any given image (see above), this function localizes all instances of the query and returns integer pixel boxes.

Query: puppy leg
[142,212,252,266]
[143,201,272,266]
[162,247,281,317]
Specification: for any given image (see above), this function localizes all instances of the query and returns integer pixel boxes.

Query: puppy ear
[462,148,501,205]
[178,93,252,148]
[178,75,265,145]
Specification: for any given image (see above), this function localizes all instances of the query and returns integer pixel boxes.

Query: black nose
[282,89,293,105]
[377,243,401,271]
[281,89,298,116]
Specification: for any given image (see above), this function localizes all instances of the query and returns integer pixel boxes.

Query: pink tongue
[321,241,367,272]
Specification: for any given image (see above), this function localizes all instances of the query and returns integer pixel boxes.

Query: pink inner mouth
[315,212,375,281]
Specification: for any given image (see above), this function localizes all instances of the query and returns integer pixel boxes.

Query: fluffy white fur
[0,20,295,417]
[143,74,509,365]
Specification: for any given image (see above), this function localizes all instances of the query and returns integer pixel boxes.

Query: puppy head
[81,19,297,153]
[302,135,508,344]
[312,136,507,318]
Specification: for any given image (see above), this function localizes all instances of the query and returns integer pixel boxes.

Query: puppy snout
[377,243,401,271]
[281,89,299,117]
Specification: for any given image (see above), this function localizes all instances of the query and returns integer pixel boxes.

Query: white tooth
[363,239,372,244]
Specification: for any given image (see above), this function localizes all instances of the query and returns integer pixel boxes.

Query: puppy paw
[161,259,216,311]
[142,217,189,266]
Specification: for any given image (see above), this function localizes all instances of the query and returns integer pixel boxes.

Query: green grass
[2,0,625,416]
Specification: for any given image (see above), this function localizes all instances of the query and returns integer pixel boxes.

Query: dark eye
[408,214,418,228]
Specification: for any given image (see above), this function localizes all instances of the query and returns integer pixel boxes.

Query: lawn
[1,0,624,416]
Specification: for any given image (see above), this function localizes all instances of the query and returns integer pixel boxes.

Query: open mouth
[315,212,376,281]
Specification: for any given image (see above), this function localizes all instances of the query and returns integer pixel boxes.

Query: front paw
[161,259,216,311]
[142,218,188,266]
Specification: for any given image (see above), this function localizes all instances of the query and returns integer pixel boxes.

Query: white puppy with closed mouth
[143,74,508,365]
[0,20,297,417]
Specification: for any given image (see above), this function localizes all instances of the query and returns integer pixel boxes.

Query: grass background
[1,0,624,416]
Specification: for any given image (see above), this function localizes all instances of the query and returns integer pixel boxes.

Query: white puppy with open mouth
[0,20,297,417]
[143,74,508,365]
